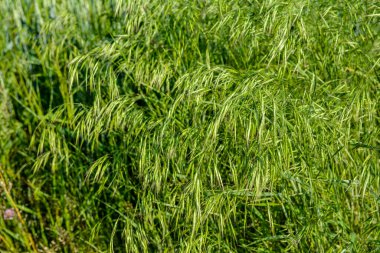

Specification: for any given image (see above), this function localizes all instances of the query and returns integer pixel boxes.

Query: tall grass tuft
[0,0,379,252]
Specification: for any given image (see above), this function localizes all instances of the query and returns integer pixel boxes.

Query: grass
[0,0,379,252]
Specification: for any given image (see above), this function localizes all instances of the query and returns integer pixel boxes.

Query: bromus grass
[0,0,379,252]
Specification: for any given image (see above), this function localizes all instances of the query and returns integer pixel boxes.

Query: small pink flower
[3,208,15,220]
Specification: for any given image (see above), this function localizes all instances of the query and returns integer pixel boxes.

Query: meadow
[0,0,379,252]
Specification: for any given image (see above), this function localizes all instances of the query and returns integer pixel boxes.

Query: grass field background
[0,0,379,252]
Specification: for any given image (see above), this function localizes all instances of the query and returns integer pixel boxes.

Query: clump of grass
[0,0,379,252]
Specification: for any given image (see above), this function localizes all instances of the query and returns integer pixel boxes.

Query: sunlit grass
[0,0,379,252]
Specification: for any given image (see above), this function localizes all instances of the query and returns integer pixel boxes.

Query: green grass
[0,0,379,252]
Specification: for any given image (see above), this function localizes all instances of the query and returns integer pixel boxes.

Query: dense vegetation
[0,0,379,252]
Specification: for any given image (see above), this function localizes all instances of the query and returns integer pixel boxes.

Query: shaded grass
[0,0,379,252]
